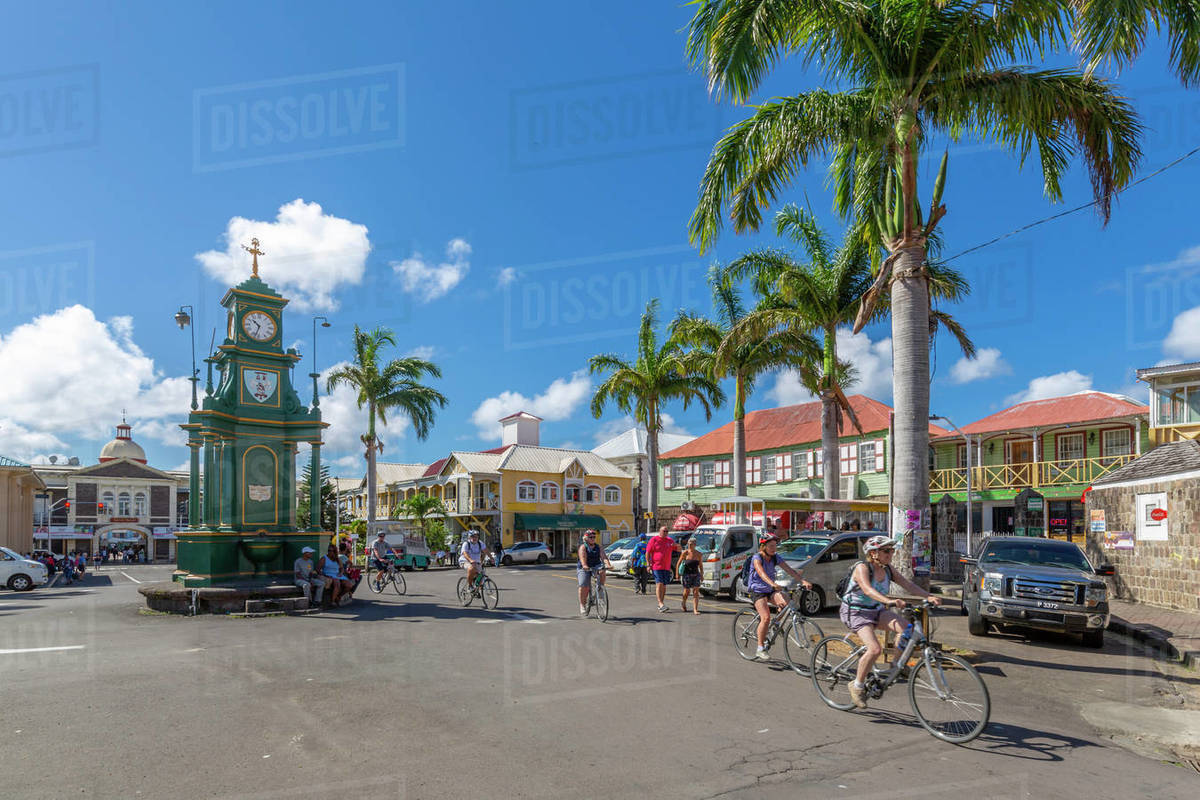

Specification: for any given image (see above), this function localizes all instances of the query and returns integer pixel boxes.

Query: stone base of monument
[137,581,340,615]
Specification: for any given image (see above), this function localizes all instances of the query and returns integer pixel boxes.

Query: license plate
[1036,601,1060,609]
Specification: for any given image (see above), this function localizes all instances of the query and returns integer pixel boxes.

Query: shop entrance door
[992,506,1015,534]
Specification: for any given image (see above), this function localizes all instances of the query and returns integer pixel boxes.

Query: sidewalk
[1108,599,1200,670]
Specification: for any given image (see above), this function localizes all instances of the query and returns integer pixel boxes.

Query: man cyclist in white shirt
[459,529,486,588]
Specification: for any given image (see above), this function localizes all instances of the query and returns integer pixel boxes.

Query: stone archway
[96,524,153,563]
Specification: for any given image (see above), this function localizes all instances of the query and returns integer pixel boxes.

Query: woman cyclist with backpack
[840,535,941,709]
[746,532,811,661]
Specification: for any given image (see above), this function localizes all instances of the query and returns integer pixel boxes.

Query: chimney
[500,411,542,446]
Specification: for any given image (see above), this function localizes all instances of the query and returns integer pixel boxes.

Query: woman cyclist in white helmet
[840,535,940,709]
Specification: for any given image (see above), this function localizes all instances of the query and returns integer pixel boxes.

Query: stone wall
[1085,478,1200,612]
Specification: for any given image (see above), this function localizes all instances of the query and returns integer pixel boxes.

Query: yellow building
[359,412,634,558]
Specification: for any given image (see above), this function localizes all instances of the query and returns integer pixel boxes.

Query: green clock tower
[174,239,328,587]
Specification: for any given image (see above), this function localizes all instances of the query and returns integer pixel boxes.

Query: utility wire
[944,143,1200,263]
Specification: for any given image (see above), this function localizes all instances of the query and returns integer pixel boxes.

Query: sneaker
[580,605,588,616]
[658,604,668,613]
[849,683,868,709]
[754,648,770,661]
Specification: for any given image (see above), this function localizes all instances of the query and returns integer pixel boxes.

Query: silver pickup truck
[960,536,1114,648]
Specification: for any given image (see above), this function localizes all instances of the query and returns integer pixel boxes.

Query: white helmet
[864,535,896,553]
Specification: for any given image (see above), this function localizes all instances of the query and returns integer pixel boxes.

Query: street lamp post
[310,316,330,408]
[931,415,973,558]
[174,306,199,410]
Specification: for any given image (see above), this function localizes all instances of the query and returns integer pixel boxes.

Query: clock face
[241,311,276,342]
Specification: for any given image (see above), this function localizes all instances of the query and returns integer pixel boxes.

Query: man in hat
[293,546,324,605]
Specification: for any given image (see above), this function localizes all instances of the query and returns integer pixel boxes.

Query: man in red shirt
[645,525,681,613]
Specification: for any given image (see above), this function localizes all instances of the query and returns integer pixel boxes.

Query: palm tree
[725,204,975,500]
[670,266,821,497]
[589,300,725,517]
[685,2,1141,579]
[394,492,448,546]
[1073,1,1200,87]
[326,326,447,540]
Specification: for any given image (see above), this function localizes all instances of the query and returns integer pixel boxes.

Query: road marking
[508,613,547,624]
[120,571,142,584]
[0,645,86,655]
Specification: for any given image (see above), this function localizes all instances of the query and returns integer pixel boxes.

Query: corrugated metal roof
[1136,361,1200,380]
[590,428,695,459]
[660,395,940,460]
[500,445,630,478]
[945,391,1148,438]
[366,463,429,488]
[445,450,507,475]
[1093,439,1200,486]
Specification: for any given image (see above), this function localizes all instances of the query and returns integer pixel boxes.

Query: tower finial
[241,237,265,278]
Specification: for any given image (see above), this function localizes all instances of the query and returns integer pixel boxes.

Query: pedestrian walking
[645,526,680,613]
[677,537,703,614]
[492,536,504,569]
[630,533,649,594]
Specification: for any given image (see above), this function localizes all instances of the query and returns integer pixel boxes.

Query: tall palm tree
[725,204,975,500]
[670,266,821,497]
[685,2,1141,579]
[590,300,725,517]
[1073,1,1200,86]
[327,326,447,539]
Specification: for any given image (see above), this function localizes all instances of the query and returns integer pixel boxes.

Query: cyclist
[577,529,613,615]
[840,535,941,709]
[459,529,486,588]
[746,532,811,661]
[369,531,392,574]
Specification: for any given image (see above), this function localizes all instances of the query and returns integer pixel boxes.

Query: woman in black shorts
[677,537,703,614]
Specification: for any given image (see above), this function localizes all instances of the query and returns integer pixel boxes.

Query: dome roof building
[98,421,147,464]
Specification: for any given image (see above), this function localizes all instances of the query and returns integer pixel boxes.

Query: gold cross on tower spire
[241,238,266,278]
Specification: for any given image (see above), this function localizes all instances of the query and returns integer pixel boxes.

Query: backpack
[739,552,775,588]
[836,560,893,602]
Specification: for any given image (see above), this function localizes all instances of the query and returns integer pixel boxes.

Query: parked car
[960,536,1113,648]
[1,546,49,591]
[687,524,757,598]
[734,531,877,613]
[500,541,552,565]
[605,537,637,575]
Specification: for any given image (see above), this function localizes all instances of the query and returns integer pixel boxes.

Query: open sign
[1150,508,1168,521]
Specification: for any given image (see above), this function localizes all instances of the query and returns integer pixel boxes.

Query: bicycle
[367,559,406,596]
[808,600,990,744]
[582,567,609,621]
[457,566,499,609]
[731,587,824,675]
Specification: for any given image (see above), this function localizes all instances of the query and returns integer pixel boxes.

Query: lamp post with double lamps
[174,305,199,410]
[931,414,973,558]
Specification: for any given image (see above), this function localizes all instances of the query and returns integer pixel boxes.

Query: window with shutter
[840,444,858,475]
[859,441,878,473]
[663,465,672,489]
[700,461,715,486]
[715,460,731,486]
[746,456,761,484]
[778,453,792,481]
[875,440,886,472]
[761,455,776,482]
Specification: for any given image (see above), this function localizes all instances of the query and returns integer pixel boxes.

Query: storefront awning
[513,513,608,531]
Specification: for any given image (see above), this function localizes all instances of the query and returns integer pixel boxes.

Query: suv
[1,546,49,591]
[960,536,1113,648]
[500,541,551,565]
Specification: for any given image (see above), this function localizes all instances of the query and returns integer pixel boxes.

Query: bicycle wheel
[594,584,609,622]
[391,570,407,596]
[366,567,385,594]
[782,616,824,676]
[908,651,991,744]
[480,578,499,609]
[731,609,761,660]
[456,577,472,606]
[809,635,861,711]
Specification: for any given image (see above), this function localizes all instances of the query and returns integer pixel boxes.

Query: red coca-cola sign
[1150,508,1167,521]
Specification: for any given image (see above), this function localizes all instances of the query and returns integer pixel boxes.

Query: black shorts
[750,590,775,603]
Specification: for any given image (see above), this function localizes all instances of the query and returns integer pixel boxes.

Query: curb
[1107,616,1200,670]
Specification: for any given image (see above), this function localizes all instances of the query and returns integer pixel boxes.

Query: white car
[500,541,552,565]
[1,546,48,591]
[605,537,638,576]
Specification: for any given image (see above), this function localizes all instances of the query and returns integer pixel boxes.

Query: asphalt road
[1,564,1197,799]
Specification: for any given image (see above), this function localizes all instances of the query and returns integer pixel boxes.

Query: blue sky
[1,1,1198,475]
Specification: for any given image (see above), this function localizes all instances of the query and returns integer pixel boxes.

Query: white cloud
[1005,370,1093,405]
[195,198,370,312]
[406,345,436,360]
[591,413,690,445]
[0,305,188,461]
[470,371,592,441]
[1164,305,1200,359]
[497,266,518,287]
[769,328,893,406]
[392,238,471,302]
[950,347,1011,384]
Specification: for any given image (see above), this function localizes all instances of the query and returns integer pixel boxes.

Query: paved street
[1,565,1197,799]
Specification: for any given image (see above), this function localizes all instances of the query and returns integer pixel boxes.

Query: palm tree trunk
[890,244,930,587]
[647,425,659,529]
[821,328,839,501]
[821,391,839,501]
[733,374,747,497]
[366,402,378,540]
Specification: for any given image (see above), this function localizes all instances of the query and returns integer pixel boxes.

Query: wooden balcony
[930,454,1136,493]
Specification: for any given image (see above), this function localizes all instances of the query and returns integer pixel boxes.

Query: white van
[1,546,48,591]
[692,524,760,598]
